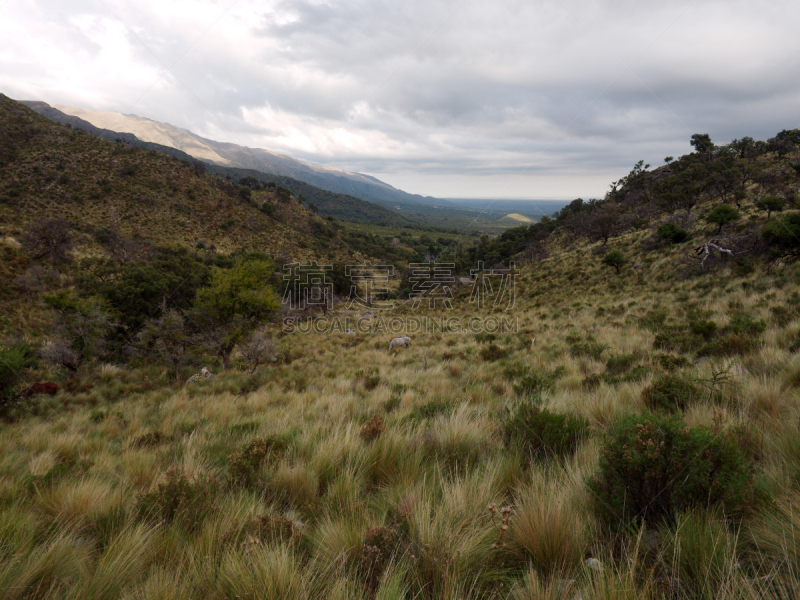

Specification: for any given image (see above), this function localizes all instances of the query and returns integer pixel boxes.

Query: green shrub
[568,340,608,361]
[657,354,691,371]
[770,305,796,327]
[480,343,508,361]
[642,374,700,412]
[605,353,639,376]
[689,319,718,340]
[504,403,590,461]
[136,469,218,532]
[228,436,288,487]
[355,368,381,390]
[404,401,451,423]
[359,525,403,591]
[726,313,766,336]
[698,333,758,357]
[588,412,751,527]
[0,342,38,417]
[512,367,564,396]
[657,223,689,244]
[653,327,703,353]
[601,249,626,274]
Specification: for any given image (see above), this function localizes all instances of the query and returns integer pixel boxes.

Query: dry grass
[1,223,800,598]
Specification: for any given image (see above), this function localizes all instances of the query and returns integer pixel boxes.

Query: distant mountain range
[19,100,570,228]
[20,101,436,209]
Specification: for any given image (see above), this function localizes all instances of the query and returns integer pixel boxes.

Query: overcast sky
[2,0,800,199]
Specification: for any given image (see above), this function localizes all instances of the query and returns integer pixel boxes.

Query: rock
[585,558,604,571]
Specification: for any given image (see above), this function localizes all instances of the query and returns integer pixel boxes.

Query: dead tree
[693,239,735,269]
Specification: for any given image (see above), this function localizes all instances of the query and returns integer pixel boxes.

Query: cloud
[2,0,799,198]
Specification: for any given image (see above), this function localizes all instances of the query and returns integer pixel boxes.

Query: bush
[228,436,288,487]
[689,319,718,340]
[657,354,691,371]
[653,327,703,353]
[359,525,403,590]
[657,223,689,244]
[355,368,381,391]
[642,374,700,412]
[0,342,38,415]
[136,469,217,532]
[480,343,508,361]
[726,313,766,337]
[512,368,563,396]
[698,333,758,357]
[504,403,590,461]
[360,415,386,442]
[601,249,626,274]
[404,401,451,423]
[568,340,608,361]
[605,353,639,376]
[588,412,751,527]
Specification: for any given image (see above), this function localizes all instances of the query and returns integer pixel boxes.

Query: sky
[2,0,800,199]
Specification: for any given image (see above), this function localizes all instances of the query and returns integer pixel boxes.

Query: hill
[499,213,534,224]
[4,110,800,599]
[20,101,417,228]
[0,95,345,260]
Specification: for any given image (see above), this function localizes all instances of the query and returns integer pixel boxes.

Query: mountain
[24,102,436,208]
[19,101,416,227]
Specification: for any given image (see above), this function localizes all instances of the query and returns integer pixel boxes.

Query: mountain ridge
[27,101,436,208]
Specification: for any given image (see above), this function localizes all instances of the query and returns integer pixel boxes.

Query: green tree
[193,259,280,369]
[704,205,740,234]
[690,133,714,158]
[755,195,783,220]
[656,223,689,244]
[40,292,114,377]
[601,250,626,275]
[77,247,211,333]
[0,343,38,415]
[762,211,800,262]
[138,309,193,381]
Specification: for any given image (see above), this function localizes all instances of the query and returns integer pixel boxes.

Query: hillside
[500,213,534,224]
[20,101,416,228]
[0,95,351,261]
[29,101,437,208]
[2,124,800,600]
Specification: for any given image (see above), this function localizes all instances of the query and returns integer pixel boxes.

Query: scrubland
[3,231,800,600]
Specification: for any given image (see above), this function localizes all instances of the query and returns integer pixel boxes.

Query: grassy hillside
[2,123,800,599]
[0,94,344,260]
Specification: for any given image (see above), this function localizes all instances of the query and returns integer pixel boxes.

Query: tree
[664,156,674,164]
[704,205,740,234]
[193,259,280,370]
[656,223,689,244]
[138,309,192,381]
[0,343,38,414]
[601,250,626,275]
[755,195,784,220]
[583,202,622,244]
[77,247,211,333]
[690,133,714,159]
[40,293,114,377]
[238,331,275,376]
[762,211,800,262]
[21,218,73,263]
